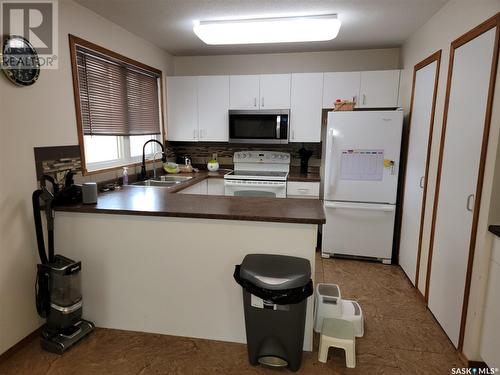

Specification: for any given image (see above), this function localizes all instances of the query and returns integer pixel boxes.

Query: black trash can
[234,254,313,372]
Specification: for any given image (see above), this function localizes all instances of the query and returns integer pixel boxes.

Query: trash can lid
[239,254,311,290]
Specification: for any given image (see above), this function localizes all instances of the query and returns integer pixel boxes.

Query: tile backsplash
[167,141,321,171]
[34,141,321,186]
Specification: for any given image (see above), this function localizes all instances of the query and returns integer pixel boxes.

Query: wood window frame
[69,34,166,175]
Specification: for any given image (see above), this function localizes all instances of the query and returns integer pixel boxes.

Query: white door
[324,110,403,203]
[259,74,291,109]
[229,75,259,109]
[399,60,439,285]
[323,201,396,260]
[322,72,361,108]
[167,76,198,141]
[198,76,229,142]
[290,73,323,142]
[358,70,400,108]
[428,27,496,348]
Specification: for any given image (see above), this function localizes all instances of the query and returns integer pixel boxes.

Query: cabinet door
[290,73,323,142]
[207,179,225,196]
[229,75,259,109]
[198,76,229,142]
[259,74,291,109]
[358,70,400,108]
[167,76,198,141]
[322,72,361,108]
[178,180,208,195]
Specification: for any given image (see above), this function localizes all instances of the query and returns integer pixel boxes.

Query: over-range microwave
[228,110,289,144]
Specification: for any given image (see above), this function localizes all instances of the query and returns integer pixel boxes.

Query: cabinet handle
[362,94,366,105]
[254,97,257,107]
[352,96,357,103]
[193,129,197,139]
[466,194,474,212]
[291,130,295,140]
[419,176,425,189]
[262,97,264,107]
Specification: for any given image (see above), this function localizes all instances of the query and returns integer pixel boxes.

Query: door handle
[419,176,425,189]
[291,130,295,140]
[276,116,281,139]
[466,194,474,212]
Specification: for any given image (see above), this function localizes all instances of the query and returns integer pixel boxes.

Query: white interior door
[197,76,229,141]
[399,60,439,285]
[324,110,403,203]
[428,27,496,348]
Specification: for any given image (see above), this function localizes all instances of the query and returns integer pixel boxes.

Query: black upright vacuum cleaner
[33,174,94,354]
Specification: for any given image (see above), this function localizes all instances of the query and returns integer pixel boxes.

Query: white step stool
[314,283,364,337]
[340,299,364,337]
[314,283,342,332]
[318,318,356,368]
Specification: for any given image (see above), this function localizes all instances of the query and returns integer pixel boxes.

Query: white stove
[224,151,291,198]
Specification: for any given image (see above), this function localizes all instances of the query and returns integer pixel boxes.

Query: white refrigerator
[322,110,403,263]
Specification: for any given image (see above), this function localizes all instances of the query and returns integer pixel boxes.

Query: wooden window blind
[75,45,161,136]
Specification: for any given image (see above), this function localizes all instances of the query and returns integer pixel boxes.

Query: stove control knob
[241,153,246,159]
[271,154,277,159]
[284,155,289,160]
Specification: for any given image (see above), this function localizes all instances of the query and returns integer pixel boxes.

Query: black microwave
[229,110,289,144]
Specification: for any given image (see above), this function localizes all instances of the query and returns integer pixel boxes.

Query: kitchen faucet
[140,140,166,181]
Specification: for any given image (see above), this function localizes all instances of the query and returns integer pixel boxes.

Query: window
[69,35,164,173]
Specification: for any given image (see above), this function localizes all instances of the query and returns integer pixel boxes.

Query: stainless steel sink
[131,175,193,188]
[158,175,193,182]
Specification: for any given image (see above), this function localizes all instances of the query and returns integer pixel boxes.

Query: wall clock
[1,35,40,86]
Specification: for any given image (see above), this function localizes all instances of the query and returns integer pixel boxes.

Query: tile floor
[0,255,464,375]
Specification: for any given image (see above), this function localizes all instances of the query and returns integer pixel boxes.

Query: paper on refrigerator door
[339,149,384,181]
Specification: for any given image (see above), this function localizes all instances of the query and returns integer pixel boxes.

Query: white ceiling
[75,0,448,56]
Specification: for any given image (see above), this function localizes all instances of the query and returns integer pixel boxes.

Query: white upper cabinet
[358,70,400,108]
[167,76,198,141]
[229,75,260,109]
[322,72,361,108]
[197,76,229,142]
[230,74,291,109]
[259,74,291,109]
[290,73,323,142]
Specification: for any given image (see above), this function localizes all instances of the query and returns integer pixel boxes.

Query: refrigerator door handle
[328,131,335,190]
[324,201,395,212]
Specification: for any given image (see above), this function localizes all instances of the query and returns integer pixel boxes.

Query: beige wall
[399,0,500,362]
[0,0,173,355]
[172,48,401,76]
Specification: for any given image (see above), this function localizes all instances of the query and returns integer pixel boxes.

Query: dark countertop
[56,171,326,225]
[288,172,321,182]
[489,225,500,237]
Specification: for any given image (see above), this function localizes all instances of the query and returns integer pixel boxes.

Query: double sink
[131,175,193,188]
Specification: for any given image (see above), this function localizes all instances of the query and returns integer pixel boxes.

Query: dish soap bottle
[122,166,129,185]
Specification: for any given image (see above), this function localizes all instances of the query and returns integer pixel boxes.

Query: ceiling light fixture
[193,14,341,45]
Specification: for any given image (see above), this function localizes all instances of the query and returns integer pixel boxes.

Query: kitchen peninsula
[54,176,325,351]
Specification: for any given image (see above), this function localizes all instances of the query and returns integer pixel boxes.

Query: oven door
[224,180,287,198]
[229,110,289,144]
